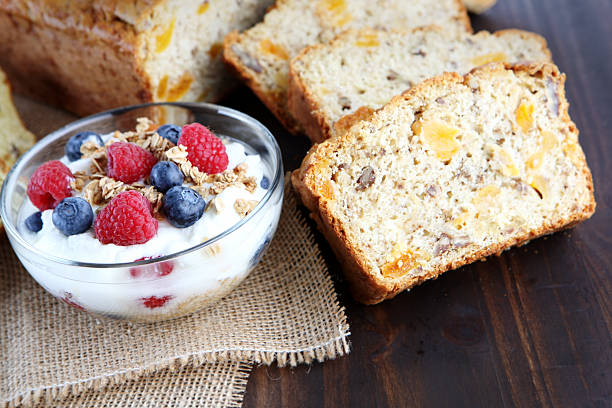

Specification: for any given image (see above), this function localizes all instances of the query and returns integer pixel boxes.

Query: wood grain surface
[232,0,611,406]
[12,0,610,407]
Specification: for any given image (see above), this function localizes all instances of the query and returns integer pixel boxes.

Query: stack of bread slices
[224,0,595,303]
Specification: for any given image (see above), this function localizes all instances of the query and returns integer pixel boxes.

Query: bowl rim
[0,101,284,269]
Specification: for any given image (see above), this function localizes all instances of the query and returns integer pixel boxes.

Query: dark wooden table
[223,1,611,407]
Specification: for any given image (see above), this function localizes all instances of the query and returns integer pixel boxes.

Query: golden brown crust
[223,31,303,134]
[492,29,552,61]
[289,28,552,143]
[290,144,326,213]
[0,0,262,116]
[287,46,332,143]
[0,4,154,116]
[453,0,474,33]
[349,211,593,304]
[1,0,164,34]
[292,62,596,304]
[225,0,471,135]
[332,106,375,140]
[291,142,391,301]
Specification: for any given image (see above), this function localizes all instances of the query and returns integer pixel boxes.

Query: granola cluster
[164,146,257,198]
[70,118,259,218]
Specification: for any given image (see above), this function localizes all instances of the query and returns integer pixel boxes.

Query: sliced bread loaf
[223,0,471,133]
[292,62,595,304]
[289,27,552,143]
[0,0,273,116]
[462,0,497,14]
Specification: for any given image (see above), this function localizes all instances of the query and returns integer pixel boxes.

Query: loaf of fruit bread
[0,0,274,116]
[462,0,497,14]
[0,68,36,229]
[223,0,472,133]
[289,27,552,143]
[292,62,595,304]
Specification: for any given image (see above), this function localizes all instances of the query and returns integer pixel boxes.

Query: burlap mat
[31,362,253,408]
[1,181,350,407]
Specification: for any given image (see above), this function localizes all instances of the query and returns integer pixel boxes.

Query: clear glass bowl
[1,102,283,322]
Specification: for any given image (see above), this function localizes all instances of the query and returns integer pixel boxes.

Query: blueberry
[156,124,181,145]
[150,161,184,193]
[250,236,272,267]
[65,131,104,162]
[162,186,206,228]
[24,211,43,232]
[52,197,94,235]
[260,176,270,190]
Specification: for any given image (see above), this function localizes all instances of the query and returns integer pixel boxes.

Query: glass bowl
[1,102,283,322]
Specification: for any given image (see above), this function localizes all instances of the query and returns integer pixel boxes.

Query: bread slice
[292,62,595,304]
[0,0,274,116]
[0,69,36,229]
[223,0,472,133]
[462,0,497,14]
[289,27,552,143]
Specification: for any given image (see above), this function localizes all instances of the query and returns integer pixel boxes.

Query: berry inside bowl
[1,103,283,322]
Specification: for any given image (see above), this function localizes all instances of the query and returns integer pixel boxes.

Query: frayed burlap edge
[226,362,254,408]
[6,361,253,408]
[6,336,353,407]
[3,178,350,408]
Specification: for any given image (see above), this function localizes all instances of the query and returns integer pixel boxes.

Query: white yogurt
[16,133,282,321]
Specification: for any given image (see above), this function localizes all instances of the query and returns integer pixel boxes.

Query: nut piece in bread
[223,0,472,133]
[0,69,36,229]
[292,63,595,304]
[289,27,552,143]
[0,0,274,116]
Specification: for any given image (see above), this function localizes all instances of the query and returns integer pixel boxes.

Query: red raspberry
[27,160,73,210]
[94,191,158,246]
[177,123,228,174]
[129,256,174,278]
[142,295,173,309]
[107,142,157,183]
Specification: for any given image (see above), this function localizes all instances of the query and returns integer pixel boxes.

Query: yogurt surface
[19,133,268,263]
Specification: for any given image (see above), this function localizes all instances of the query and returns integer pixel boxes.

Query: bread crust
[292,62,596,304]
[286,45,333,142]
[0,2,158,116]
[289,28,552,143]
[223,31,303,133]
[224,0,472,134]
[0,1,164,30]
[0,1,271,116]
